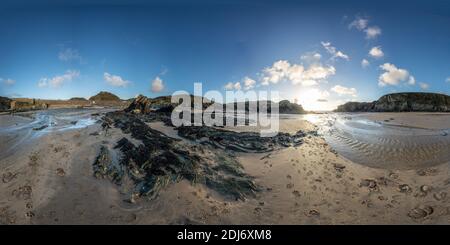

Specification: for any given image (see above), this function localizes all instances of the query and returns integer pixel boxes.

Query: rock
[125,95,176,114]
[33,125,48,131]
[408,206,434,219]
[96,111,260,201]
[177,125,310,153]
[125,94,307,116]
[335,92,450,112]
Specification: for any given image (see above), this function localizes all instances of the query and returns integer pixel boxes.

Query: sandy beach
[0,109,449,224]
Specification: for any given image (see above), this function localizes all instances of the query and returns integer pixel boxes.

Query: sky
[0,0,449,110]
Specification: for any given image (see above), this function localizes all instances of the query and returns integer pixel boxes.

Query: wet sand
[0,111,449,224]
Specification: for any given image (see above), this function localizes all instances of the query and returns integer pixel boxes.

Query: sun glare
[295,88,332,111]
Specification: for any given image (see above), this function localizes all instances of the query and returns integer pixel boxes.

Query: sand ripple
[320,113,450,170]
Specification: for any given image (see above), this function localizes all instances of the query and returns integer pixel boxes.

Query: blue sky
[0,0,449,110]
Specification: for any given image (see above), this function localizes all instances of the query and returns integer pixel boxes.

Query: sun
[295,88,332,111]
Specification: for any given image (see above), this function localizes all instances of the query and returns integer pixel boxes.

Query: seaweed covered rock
[93,145,123,184]
[176,126,307,153]
[96,111,259,201]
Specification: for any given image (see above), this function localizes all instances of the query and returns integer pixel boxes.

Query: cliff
[335,92,450,112]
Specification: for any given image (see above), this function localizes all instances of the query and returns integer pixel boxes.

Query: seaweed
[94,111,262,201]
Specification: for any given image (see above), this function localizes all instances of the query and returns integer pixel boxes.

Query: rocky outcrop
[0,96,11,111]
[127,95,306,115]
[335,93,450,112]
[125,95,175,114]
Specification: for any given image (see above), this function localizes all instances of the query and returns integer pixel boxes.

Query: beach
[0,109,449,224]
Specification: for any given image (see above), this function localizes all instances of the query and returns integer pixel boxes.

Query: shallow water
[0,108,113,160]
[295,113,450,170]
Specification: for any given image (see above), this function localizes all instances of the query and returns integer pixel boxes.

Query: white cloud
[261,60,290,85]
[261,60,335,87]
[349,17,381,39]
[408,76,416,85]
[321,41,349,61]
[302,64,336,81]
[1,78,15,85]
[419,82,429,90]
[378,63,410,86]
[38,70,80,88]
[243,77,256,90]
[361,59,370,68]
[369,46,384,58]
[300,52,321,63]
[446,77,450,83]
[331,85,357,97]
[104,72,130,87]
[224,81,241,90]
[349,17,368,30]
[58,48,82,62]
[364,26,382,39]
[151,76,164,92]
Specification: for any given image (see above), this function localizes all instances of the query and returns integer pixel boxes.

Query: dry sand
[0,111,449,224]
